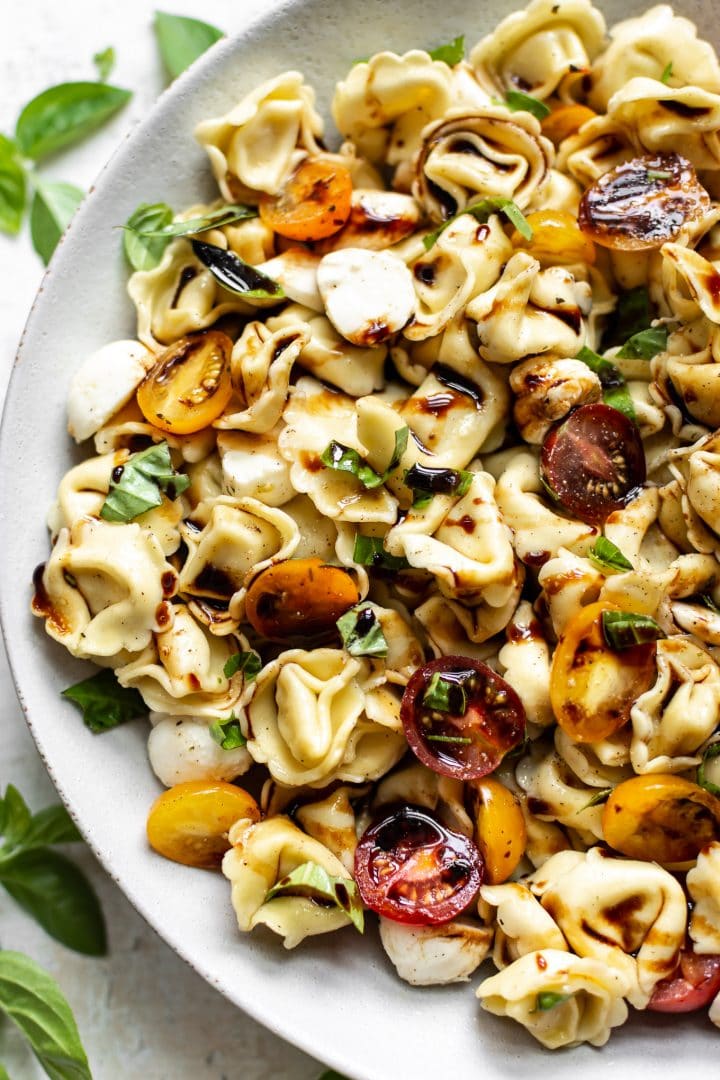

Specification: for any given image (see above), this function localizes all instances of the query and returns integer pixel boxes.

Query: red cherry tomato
[648,950,720,1013]
[354,806,483,925]
[541,403,646,526]
[400,656,526,781]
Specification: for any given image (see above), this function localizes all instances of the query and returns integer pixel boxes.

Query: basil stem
[336,603,388,658]
[576,346,636,422]
[601,611,664,650]
[587,537,633,575]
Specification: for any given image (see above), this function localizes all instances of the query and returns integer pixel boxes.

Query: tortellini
[608,79,720,170]
[510,356,602,444]
[687,842,720,954]
[481,882,568,969]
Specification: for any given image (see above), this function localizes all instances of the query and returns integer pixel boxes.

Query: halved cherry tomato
[400,656,526,781]
[602,775,720,865]
[512,210,596,266]
[244,557,359,641]
[550,601,657,743]
[259,157,353,242]
[146,780,260,869]
[578,152,711,251]
[354,806,483,925]
[648,950,720,1013]
[468,778,527,885]
[540,103,597,145]
[137,330,233,435]
[541,403,646,526]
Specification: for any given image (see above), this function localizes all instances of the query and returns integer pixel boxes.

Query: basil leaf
[697,742,720,797]
[581,787,613,810]
[93,47,116,82]
[404,464,473,505]
[123,202,173,271]
[422,672,467,715]
[131,202,257,240]
[603,286,653,348]
[575,346,636,421]
[0,135,26,236]
[352,534,410,571]
[208,715,246,751]
[535,991,571,1011]
[100,442,190,522]
[62,669,147,733]
[336,603,388,658]
[318,1072,350,1080]
[18,806,82,852]
[0,786,32,850]
[30,180,83,265]
[601,610,664,650]
[661,61,673,84]
[265,861,364,933]
[616,326,668,361]
[505,90,551,121]
[191,240,284,300]
[16,82,132,161]
[154,11,225,81]
[223,651,261,681]
[428,35,465,65]
[646,168,672,181]
[588,536,633,575]
[0,950,91,1078]
[322,427,408,490]
[423,196,532,251]
[0,849,106,956]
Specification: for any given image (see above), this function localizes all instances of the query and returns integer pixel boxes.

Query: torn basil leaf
[576,346,636,421]
[321,427,408,490]
[661,61,673,84]
[352,534,410,571]
[223,651,261,681]
[128,202,257,241]
[100,442,190,522]
[616,326,668,361]
[123,202,174,271]
[697,743,720,797]
[336,603,388,658]
[423,196,532,251]
[154,11,225,81]
[646,168,672,181]
[602,286,653,348]
[62,669,147,733]
[505,90,551,121]
[601,611,664,650]
[208,714,247,751]
[423,672,467,715]
[426,734,472,744]
[265,861,364,933]
[535,992,571,1011]
[588,536,633,575]
[404,463,473,507]
[192,239,284,299]
[428,34,465,65]
[30,179,83,265]
[93,47,116,82]
[0,135,26,236]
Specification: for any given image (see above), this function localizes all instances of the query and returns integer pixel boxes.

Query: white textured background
[0,2,322,1076]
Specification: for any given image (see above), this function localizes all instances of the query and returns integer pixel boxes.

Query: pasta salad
[31,0,720,1051]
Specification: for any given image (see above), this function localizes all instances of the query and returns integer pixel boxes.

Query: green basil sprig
[352,535,410,571]
[29,179,84,266]
[424,196,532,251]
[93,46,116,82]
[223,651,262,681]
[208,715,247,751]
[697,743,720,797]
[601,610,664,650]
[505,90,551,121]
[0,135,26,235]
[62,668,147,734]
[154,11,224,81]
[0,950,92,1079]
[428,35,465,65]
[100,442,190,523]
[616,326,668,361]
[423,672,467,715]
[122,201,258,271]
[336,603,389,658]
[265,861,365,933]
[192,239,284,300]
[321,426,408,490]
[575,346,636,421]
[16,81,131,162]
[587,536,633,575]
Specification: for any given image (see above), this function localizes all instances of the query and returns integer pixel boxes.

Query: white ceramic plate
[1,1,716,1076]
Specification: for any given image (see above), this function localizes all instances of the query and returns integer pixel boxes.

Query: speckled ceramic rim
[0,2,715,1078]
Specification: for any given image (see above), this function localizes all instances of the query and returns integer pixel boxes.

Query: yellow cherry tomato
[470,778,527,884]
[259,157,353,242]
[512,210,596,266]
[245,557,360,641]
[602,774,720,866]
[146,780,260,869]
[137,330,233,435]
[549,601,657,743]
[540,103,597,146]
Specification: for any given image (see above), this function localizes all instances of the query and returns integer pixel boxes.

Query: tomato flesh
[146,780,260,869]
[244,557,359,641]
[400,656,526,781]
[602,775,720,865]
[648,951,720,1013]
[354,806,483,925]
[541,403,646,526]
[259,157,353,242]
[137,330,233,435]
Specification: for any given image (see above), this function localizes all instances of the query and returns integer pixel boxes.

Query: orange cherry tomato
[540,104,596,145]
[469,777,527,885]
[602,774,720,866]
[549,601,657,743]
[244,557,360,641]
[146,780,260,869]
[512,209,596,266]
[137,330,233,435]
[259,157,353,242]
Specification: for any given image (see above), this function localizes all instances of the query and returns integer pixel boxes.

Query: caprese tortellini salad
[33,0,720,1052]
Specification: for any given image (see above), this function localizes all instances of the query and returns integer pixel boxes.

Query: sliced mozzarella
[317,247,416,346]
[67,339,155,442]
[316,190,420,252]
[256,249,323,310]
[148,715,251,787]
[217,430,295,506]
[379,916,493,985]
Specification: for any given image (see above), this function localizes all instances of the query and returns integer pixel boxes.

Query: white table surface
[0,2,322,1076]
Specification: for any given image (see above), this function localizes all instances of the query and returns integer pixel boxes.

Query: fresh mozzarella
[67,339,155,442]
[316,189,420,251]
[317,247,416,346]
[379,916,493,985]
[148,715,251,787]
[256,249,323,310]
[217,430,295,506]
